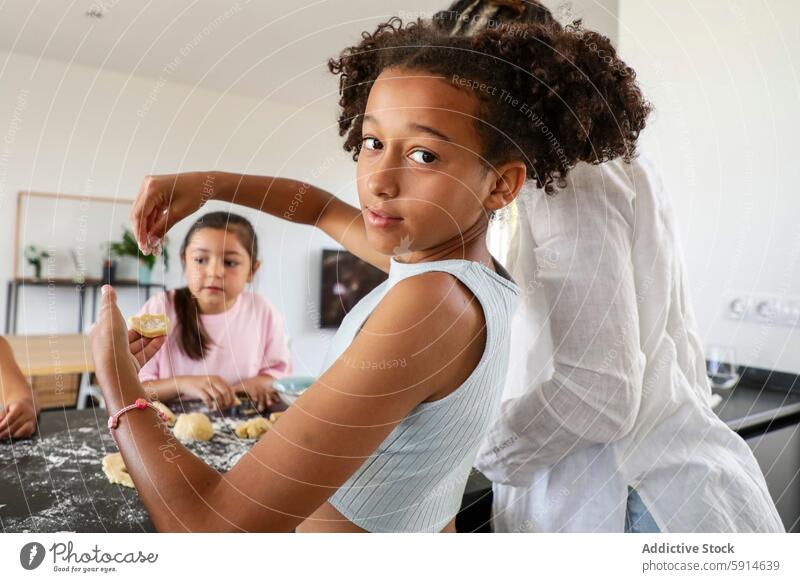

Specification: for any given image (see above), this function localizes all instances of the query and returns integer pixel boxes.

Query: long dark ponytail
[173,211,259,360]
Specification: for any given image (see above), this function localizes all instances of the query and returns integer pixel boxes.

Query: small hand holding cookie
[90,286,166,404]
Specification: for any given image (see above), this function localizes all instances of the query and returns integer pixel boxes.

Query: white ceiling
[0,0,445,104]
[0,1,619,107]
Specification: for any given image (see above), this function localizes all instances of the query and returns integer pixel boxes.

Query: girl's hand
[176,375,237,410]
[90,285,152,408]
[128,328,166,371]
[89,287,166,378]
[130,173,213,254]
[0,398,38,440]
[241,377,281,412]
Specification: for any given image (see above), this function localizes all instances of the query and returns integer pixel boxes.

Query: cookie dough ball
[151,401,176,426]
[102,452,134,488]
[128,313,169,338]
[235,417,272,439]
[268,411,284,424]
[173,412,214,441]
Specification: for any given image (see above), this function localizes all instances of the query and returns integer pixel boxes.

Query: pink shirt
[136,290,292,385]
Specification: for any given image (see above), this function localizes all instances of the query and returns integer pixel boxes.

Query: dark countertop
[0,399,490,533]
[3,374,798,533]
[0,401,266,533]
[457,376,800,532]
[712,374,800,439]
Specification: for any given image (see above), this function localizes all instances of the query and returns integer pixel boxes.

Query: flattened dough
[173,412,214,441]
[128,313,169,338]
[102,452,134,488]
[234,417,272,439]
[151,401,176,426]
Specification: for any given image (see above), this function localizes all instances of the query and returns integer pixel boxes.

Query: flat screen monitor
[319,249,388,329]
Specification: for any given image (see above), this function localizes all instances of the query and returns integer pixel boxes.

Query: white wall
[619,0,800,373]
[6,0,796,379]
[0,0,624,380]
[542,0,620,46]
[0,49,354,376]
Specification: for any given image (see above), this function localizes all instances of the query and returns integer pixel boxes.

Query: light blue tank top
[324,256,520,532]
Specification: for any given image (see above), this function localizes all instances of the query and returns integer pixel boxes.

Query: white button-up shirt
[475,156,783,532]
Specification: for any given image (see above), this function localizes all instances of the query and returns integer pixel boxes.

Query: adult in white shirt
[435,0,782,535]
[474,155,784,532]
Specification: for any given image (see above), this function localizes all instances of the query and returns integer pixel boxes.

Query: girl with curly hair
[91,13,648,532]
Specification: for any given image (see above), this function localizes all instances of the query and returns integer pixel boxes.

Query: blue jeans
[625,487,660,532]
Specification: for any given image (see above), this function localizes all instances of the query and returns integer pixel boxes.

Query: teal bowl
[273,376,315,405]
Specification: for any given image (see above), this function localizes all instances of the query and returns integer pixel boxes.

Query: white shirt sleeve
[476,163,647,486]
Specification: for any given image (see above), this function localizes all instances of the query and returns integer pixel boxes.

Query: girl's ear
[484,160,527,212]
[248,259,262,283]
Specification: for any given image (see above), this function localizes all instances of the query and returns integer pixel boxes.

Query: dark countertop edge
[737,365,800,395]
[463,398,800,499]
[29,369,800,502]
[463,370,800,495]
[724,365,800,438]
[726,401,800,440]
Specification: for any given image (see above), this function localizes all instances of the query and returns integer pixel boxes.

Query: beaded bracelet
[107,398,168,431]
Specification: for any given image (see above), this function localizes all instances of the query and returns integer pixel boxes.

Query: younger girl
[91,17,649,532]
[136,211,292,412]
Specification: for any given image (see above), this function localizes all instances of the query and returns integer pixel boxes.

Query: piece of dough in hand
[151,401,176,426]
[128,313,169,338]
[234,417,272,439]
[102,452,135,488]
[173,412,214,441]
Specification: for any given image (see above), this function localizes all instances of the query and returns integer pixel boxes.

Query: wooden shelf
[6,278,166,334]
[13,277,164,287]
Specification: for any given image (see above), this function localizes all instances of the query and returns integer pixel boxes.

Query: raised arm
[131,172,389,272]
[91,270,484,531]
[475,162,647,485]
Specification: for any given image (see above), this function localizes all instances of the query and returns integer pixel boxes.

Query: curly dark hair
[328,17,651,193]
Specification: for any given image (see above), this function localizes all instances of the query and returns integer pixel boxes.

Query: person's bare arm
[132,172,389,273]
[140,378,181,401]
[236,375,280,412]
[92,273,483,531]
[142,374,278,411]
[0,337,39,439]
[142,375,241,409]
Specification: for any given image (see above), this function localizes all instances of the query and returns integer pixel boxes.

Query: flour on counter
[1,406,264,533]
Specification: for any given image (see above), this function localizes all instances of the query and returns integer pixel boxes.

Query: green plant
[108,228,169,271]
[24,245,50,278]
